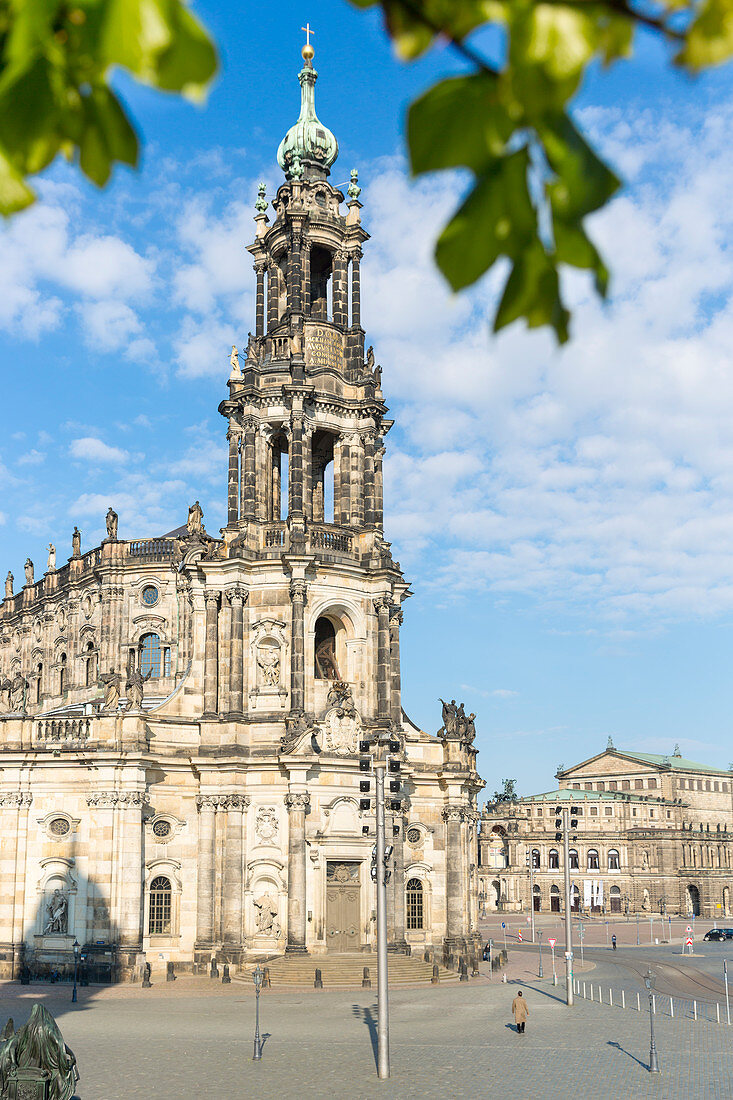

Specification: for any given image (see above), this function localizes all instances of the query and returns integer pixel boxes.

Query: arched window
[549,849,560,870]
[310,430,336,525]
[140,633,161,679]
[149,876,172,934]
[532,884,541,911]
[608,849,620,871]
[531,849,540,869]
[550,884,561,912]
[406,878,424,930]
[587,849,600,870]
[84,640,96,687]
[59,652,67,695]
[571,885,580,911]
[569,849,579,870]
[609,885,622,913]
[309,245,333,320]
[314,617,340,680]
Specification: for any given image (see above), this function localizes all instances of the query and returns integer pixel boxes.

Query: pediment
[563,752,661,778]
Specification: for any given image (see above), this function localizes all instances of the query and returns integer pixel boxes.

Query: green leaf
[79,86,139,185]
[525,3,598,81]
[0,55,60,174]
[408,71,515,175]
[435,147,537,290]
[155,2,218,95]
[494,241,570,342]
[677,0,733,68]
[552,218,609,296]
[540,112,620,220]
[0,145,35,215]
[350,0,506,61]
[98,0,172,77]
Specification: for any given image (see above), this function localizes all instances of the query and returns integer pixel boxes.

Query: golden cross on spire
[301,22,314,46]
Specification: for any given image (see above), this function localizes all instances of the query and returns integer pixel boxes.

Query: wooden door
[326,862,361,952]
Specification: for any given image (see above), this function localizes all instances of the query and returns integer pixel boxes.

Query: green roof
[522,789,652,803]
[619,750,729,775]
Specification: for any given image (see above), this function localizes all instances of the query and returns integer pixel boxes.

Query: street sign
[685,936,693,946]
[686,925,692,933]
[501,922,506,929]
[548,938,556,948]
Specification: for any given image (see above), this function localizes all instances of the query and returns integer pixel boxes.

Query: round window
[141,586,159,607]
[152,819,172,839]
[407,827,421,845]
[49,817,70,837]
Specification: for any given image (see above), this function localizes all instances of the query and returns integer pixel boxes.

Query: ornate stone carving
[285,793,310,814]
[442,805,465,823]
[196,794,221,812]
[253,892,279,934]
[99,669,122,711]
[438,699,476,744]
[42,888,68,934]
[124,666,151,711]
[220,794,250,812]
[256,644,280,687]
[289,580,308,605]
[0,792,32,807]
[24,558,34,586]
[86,792,119,807]
[319,681,361,756]
[255,806,279,845]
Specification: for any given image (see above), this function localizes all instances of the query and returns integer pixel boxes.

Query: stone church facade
[0,45,484,981]
[479,743,733,921]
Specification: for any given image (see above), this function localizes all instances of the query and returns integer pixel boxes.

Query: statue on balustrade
[187,500,204,536]
[125,667,152,711]
[0,1003,79,1100]
[71,527,81,558]
[99,669,122,712]
[24,559,33,586]
[105,507,118,541]
[4,572,12,598]
[47,544,56,572]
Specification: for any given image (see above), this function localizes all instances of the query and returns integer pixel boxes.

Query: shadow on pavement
[607,1040,649,1071]
[351,1003,378,1068]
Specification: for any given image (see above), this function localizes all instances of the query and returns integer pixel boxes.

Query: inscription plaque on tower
[305,324,344,370]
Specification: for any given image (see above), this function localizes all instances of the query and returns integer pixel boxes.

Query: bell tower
[218,39,407,737]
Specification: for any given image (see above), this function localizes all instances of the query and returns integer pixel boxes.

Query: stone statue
[4,571,12,598]
[641,887,651,911]
[0,1003,78,1100]
[42,889,68,935]
[439,698,458,736]
[229,345,241,377]
[256,645,280,687]
[187,500,204,536]
[9,673,26,712]
[365,345,375,374]
[245,332,259,366]
[71,527,81,558]
[105,507,118,540]
[254,893,279,934]
[493,779,517,803]
[465,713,476,743]
[455,702,467,739]
[99,669,122,711]
[47,544,56,572]
[315,637,340,681]
[641,849,650,871]
[125,667,152,711]
[24,558,34,586]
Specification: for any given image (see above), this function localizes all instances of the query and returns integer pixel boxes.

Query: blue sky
[2,2,733,797]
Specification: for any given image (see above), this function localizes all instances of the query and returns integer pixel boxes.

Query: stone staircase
[234,952,459,989]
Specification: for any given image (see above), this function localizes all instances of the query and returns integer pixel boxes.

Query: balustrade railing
[264,525,287,548]
[35,717,92,743]
[310,526,353,553]
[127,538,174,562]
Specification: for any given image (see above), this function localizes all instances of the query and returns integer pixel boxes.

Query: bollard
[209,958,219,980]
[716,1004,720,1024]
[694,1000,697,1021]
[459,958,469,982]
[362,966,372,989]
[431,964,440,985]
[670,998,674,1018]
[262,967,271,989]
[424,949,431,964]
[610,989,613,1007]
[314,967,323,989]
[166,961,176,982]
[141,962,152,989]
[222,963,231,985]
[583,982,587,999]
[621,990,625,1009]
[637,992,641,1012]
[471,954,480,978]
[590,983,593,1000]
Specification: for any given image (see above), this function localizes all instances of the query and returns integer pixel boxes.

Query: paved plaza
[0,957,731,1099]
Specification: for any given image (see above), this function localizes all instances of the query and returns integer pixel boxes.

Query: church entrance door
[326,862,361,952]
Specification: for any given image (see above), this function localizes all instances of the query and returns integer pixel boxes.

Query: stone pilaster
[267,261,278,330]
[443,805,466,951]
[289,410,305,520]
[363,432,376,527]
[285,792,310,954]
[117,791,145,954]
[218,594,231,713]
[255,263,266,338]
[289,580,307,715]
[390,817,407,951]
[350,249,361,328]
[242,420,257,518]
[203,592,220,718]
[228,588,247,716]
[374,443,385,531]
[389,606,403,732]
[195,795,219,950]
[0,793,32,978]
[288,227,303,314]
[86,793,116,943]
[227,425,240,526]
[333,249,348,327]
[374,597,391,721]
[222,794,249,950]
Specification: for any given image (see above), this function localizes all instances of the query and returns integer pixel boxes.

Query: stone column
[285,793,310,953]
[443,805,466,950]
[390,817,407,950]
[351,249,361,328]
[374,597,391,721]
[0,793,31,978]
[288,228,303,314]
[195,795,218,950]
[86,793,116,943]
[218,595,231,713]
[336,435,350,524]
[289,412,305,518]
[350,434,363,527]
[117,792,144,953]
[333,249,348,327]
[256,426,271,521]
[389,607,403,732]
[203,592,220,718]
[255,263,266,338]
[289,580,307,715]
[228,588,246,716]
[227,425,240,526]
[374,443,385,531]
[267,261,278,330]
[242,421,257,518]
[222,795,249,949]
[303,243,311,316]
[363,432,376,527]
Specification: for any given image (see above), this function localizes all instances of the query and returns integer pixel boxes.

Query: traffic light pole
[562,808,574,1006]
[375,762,390,1080]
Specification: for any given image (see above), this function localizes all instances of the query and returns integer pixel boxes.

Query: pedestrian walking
[611,934,617,951]
[511,990,529,1034]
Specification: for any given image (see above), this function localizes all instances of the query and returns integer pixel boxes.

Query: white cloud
[16,450,46,467]
[69,438,130,465]
[79,300,142,352]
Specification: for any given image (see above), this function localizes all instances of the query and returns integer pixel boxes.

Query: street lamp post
[72,940,79,1003]
[537,930,543,979]
[252,964,264,1060]
[644,969,660,1074]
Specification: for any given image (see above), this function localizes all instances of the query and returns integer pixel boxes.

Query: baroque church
[0,43,484,981]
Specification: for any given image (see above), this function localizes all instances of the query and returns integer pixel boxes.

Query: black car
[703,929,727,942]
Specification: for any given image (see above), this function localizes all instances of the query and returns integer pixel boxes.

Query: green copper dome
[277,54,338,181]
